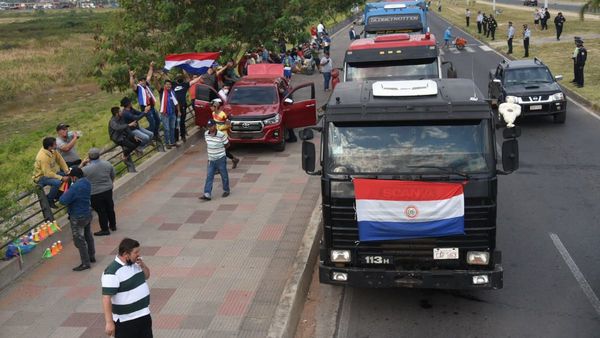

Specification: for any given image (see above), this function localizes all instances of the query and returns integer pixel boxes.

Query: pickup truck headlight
[550,92,564,101]
[263,114,281,126]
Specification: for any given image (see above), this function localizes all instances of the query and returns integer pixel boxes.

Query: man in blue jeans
[320,51,332,92]
[159,80,180,149]
[59,167,96,271]
[200,119,230,201]
[32,137,70,208]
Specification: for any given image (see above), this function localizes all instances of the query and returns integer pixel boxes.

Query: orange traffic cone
[47,223,55,236]
[57,241,63,252]
[50,243,58,256]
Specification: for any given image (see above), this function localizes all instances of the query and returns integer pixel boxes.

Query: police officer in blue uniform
[574,38,587,88]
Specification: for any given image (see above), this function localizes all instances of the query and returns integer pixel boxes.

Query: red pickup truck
[194,64,317,151]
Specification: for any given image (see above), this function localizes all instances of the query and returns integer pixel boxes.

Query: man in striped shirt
[200,119,231,201]
[102,238,152,338]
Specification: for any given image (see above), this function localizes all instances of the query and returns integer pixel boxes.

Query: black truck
[300,79,520,290]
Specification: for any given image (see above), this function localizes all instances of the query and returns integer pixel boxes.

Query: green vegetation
[438,0,600,109]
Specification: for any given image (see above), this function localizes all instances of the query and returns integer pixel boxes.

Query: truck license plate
[362,255,393,265]
[433,248,459,260]
[529,105,542,110]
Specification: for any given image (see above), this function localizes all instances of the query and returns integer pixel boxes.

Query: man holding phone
[102,238,152,338]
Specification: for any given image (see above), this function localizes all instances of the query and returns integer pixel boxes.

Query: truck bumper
[319,263,503,290]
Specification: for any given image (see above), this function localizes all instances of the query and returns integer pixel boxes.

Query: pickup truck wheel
[274,138,286,152]
[553,111,566,124]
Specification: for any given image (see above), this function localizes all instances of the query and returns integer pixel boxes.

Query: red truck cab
[194,64,317,151]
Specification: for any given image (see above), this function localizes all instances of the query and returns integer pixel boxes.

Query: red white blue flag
[164,52,220,75]
[354,179,465,241]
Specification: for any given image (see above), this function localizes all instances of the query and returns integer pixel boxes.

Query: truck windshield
[504,67,554,85]
[327,120,492,175]
[228,86,278,105]
[346,58,439,81]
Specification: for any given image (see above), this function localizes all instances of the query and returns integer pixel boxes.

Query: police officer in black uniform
[488,14,498,40]
[482,13,488,37]
[575,38,587,88]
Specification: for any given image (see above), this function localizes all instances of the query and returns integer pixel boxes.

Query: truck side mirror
[501,139,519,172]
[299,128,314,140]
[493,79,502,84]
[555,75,563,81]
[302,141,316,173]
[284,98,294,104]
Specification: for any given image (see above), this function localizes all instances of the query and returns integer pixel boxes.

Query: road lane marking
[549,232,600,318]
[479,45,493,52]
[567,97,600,121]
[465,46,475,53]
[335,287,353,338]
[439,49,445,56]
[449,47,459,54]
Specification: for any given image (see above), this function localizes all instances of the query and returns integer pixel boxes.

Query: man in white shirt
[523,24,531,57]
[200,119,231,201]
[507,21,515,54]
[476,11,483,34]
[320,52,333,92]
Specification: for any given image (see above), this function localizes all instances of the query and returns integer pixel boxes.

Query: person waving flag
[164,52,221,75]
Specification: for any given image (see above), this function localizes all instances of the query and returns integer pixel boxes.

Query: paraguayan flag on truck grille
[353,179,465,241]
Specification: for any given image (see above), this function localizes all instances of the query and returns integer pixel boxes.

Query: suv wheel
[553,111,566,124]
[274,129,287,152]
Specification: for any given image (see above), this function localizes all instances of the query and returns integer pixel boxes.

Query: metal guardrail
[0,108,198,252]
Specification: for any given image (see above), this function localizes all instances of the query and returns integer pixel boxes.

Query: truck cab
[194,64,317,151]
[363,1,428,38]
[344,33,454,82]
[300,79,520,290]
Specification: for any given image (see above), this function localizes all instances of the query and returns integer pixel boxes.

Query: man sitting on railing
[108,107,141,161]
[120,97,154,155]
[32,136,70,209]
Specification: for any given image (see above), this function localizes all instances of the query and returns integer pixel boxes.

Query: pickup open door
[193,84,222,127]
[283,82,317,129]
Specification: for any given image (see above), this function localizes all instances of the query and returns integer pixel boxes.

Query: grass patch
[438,0,599,108]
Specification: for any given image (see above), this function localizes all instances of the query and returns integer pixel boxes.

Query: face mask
[223,89,229,94]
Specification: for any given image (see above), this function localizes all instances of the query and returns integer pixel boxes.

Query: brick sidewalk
[0,139,320,337]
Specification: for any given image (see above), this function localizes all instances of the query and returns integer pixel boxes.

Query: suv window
[504,67,554,85]
[228,86,278,105]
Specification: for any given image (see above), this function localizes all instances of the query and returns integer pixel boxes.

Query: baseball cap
[207,119,216,127]
[211,98,223,106]
[88,148,101,160]
[56,123,69,131]
[68,167,84,178]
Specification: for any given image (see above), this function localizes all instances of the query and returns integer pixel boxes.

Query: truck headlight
[466,251,490,265]
[331,250,351,263]
[550,92,564,101]
[263,114,281,126]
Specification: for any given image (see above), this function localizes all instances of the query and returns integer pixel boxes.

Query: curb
[267,197,323,338]
[0,126,203,292]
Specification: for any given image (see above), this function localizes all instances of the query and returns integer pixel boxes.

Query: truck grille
[326,198,496,269]
[230,121,263,132]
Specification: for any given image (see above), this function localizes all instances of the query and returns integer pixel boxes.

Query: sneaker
[174,142,181,148]
[166,144,173,149]
[72,264,91,272]
[94,230,110,236]
[232,158,240,169]
[222,191,230,198]
[199,194,211,201]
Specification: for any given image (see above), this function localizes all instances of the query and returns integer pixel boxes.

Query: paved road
[305,12,600,338]
[492,0,584,13]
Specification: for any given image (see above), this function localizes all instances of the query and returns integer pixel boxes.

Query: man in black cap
[56,123,82,168]
[81,148,117,236]
[59,167,96,271]
[572,37,582,84]
[574,39,587,88]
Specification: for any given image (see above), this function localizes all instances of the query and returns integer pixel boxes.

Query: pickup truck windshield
[346,58,439,81]
[228,86,278,105]
[504,67,554,85]
[327,120,491,175]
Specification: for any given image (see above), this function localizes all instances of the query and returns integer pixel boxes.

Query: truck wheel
[274,138,286,152]
[553,111,566,124]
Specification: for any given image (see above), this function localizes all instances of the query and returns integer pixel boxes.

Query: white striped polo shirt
[101,256,150,322]
[205,130,228,161]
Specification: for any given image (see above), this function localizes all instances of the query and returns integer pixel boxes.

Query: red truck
[194,64,317,151]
